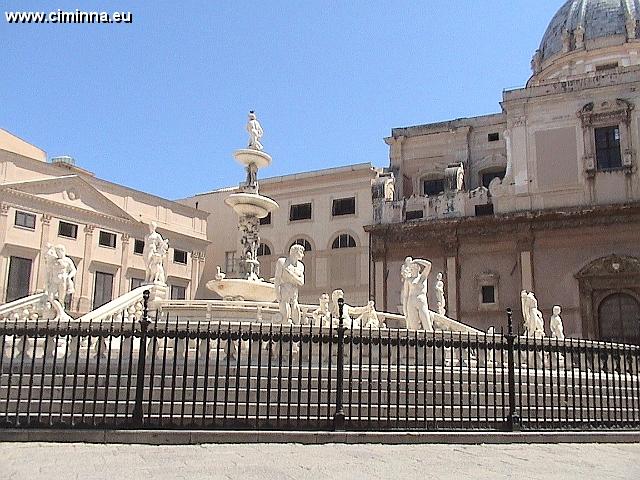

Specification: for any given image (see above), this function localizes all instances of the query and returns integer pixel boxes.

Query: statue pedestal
[148,283,168,310]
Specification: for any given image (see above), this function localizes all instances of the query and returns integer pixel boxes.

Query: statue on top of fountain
[246,111,264,151]
[274,244,305,324]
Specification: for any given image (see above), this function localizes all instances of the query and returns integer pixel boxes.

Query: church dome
[539,0,639,64]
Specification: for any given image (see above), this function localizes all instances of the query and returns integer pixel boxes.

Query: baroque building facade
[0,129,209,314]
[367,0,640,344]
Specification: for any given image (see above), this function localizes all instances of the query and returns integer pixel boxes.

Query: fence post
[333,298,346,430]
[505,308,520,431]
[132,290,150,427]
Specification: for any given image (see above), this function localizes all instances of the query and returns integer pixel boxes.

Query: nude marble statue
[274,244,305,324]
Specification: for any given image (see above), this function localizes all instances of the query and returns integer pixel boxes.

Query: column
[35,214,52,289]
[118,233,130,296]
[77,224,96,312]
[0,203,9,302]
[189,251,201,299]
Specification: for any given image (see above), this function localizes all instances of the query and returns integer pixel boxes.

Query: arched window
[256,243,271,256]
[332,234,356,249]
[290,238,312,252]
[598,293,640,345]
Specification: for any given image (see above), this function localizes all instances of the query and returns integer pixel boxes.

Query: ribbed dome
[539,0,640,63]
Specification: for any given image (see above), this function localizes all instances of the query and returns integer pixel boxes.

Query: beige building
[183,163,384,306]
[368,0,640,344]
[0,129,209,314]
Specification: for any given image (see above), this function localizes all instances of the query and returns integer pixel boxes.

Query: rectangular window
[171,285,186,300]
[290,203,312,221]
[6,256,32,302]
[130,277,144,290]
[406,210,424,221]
[93,271,113,309]
[173,249,188,264]
[595,126,622,170]
[475,204,495,216]
[98,231,117,248]
[14,211,36,229]
[332,197,356,216]
[595,62,618,72]
[225,251,236,274]
[58,221,78,239]
[259,212,272,225]
[133,239,145,255]
[481,285,496,304]
[488,132,500,142]
[423,179,445,196]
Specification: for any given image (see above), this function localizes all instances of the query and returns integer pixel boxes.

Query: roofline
[389,113,506,139]
[190,162,377,197]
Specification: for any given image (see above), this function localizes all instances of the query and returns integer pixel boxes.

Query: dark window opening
[488,132,500,142]
[291,239,312,252]
[93,271,113,309]
[332,234,356,249]
[475,204,494,216]
[290,203,312,221]
[6,256,32,302]
[481,170,506,188]
[332,197,356,216]
[98,231,117,248]
[595,126,622,170]
[481,285,495,304]
[259,212,272,225]
[58,221,78,239]
[257,243,271,256]
[130,278,144,290]
[134,239,145,255]
[423,179,445,196]
[173,249,188,264]
[171,285,186,300]
[15,211,36,229]
[595,62,618,72]
[406,210,424,221]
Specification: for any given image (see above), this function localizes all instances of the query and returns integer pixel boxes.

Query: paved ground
[1,442,639,479]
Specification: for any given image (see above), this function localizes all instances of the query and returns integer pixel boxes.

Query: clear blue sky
[2,1,560,199]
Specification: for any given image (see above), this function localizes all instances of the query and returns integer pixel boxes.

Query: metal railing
[1,294,639,431]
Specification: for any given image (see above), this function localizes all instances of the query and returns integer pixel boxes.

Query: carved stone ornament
[575,254,640,279]
[0,203,9,215]
[577,100,634,128]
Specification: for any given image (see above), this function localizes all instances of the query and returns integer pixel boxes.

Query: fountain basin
[207,278,277,302]
[233,149,272,169]
[224,193,279,218]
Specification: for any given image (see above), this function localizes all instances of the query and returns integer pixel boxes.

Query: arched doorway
[598,293,640,345]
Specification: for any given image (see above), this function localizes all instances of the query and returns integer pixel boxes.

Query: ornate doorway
[576,255,640,341]
[598,293,640,344]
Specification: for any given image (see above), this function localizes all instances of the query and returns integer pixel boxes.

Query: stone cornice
[366,203,640,245]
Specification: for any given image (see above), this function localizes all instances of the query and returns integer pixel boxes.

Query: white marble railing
[76,285,150,325]
[0,292,49,323]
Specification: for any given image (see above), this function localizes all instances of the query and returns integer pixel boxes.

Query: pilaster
[77,224,96,312]
[118,233,131,296]
[35,214,52,289]
[0,203,9,303]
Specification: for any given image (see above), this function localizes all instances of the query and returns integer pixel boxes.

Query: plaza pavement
[1,442,639,479]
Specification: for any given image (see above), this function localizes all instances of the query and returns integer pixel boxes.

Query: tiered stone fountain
[207,112,279,301]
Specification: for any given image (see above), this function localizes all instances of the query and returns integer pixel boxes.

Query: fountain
[207,112,279,301]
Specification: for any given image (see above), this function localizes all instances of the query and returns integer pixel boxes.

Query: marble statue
[400,256,415,317]
[355,300,382,329]
[550,305,565,340]
[143,222,168,284]
[521,290,545,337]
[405,259,433,331]
[246,111,264,151]
[274,244,305,324]
[435,272,446,316]
[44,243,77,307]
[312,293,331,327]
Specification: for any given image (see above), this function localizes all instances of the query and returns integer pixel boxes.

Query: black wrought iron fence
[0,294,639,431]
